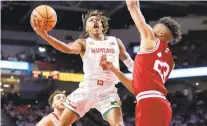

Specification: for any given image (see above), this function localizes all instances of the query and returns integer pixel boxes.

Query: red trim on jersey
[51,113,59,121]
[69,103,77,109]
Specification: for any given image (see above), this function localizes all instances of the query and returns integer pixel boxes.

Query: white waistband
[136,90,166,102]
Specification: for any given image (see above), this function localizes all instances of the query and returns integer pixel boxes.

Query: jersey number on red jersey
[153,59,170,83]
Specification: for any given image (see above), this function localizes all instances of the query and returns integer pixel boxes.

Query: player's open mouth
[93,23,99,29]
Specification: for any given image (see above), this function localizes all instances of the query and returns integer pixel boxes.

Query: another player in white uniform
[31,10,134,126]
[36,90,70,126]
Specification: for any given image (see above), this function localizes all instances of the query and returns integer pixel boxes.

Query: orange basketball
[31,5,57,31]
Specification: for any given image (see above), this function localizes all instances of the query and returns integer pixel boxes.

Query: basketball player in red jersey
[36,90,70,126]
[101,0,182,126]
[31,10,134,126]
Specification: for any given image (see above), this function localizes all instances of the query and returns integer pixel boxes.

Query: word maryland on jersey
[91,48,115,54]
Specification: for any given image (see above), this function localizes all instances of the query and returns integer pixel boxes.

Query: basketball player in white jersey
[31,10,134,126]
[36,90,70,126]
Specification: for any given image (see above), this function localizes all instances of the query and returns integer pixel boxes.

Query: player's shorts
[135,90,172,126]
[63,80,121,118]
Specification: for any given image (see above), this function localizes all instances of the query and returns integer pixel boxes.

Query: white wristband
[123,58,134,73]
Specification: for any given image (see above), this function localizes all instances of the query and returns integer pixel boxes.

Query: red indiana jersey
[132,39,175,96]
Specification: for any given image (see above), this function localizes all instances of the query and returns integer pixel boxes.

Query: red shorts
[135,97,172,126]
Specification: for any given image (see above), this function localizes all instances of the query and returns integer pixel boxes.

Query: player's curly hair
[79,10,110,39]
[158,16,182,42]
[48,90,66,108]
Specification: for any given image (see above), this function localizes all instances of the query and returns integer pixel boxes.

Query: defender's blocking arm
[101,61,134,94]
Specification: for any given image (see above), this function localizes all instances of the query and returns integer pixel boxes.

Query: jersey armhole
[114,37,120,70]
[113,37,120,54]
[81,39,88,60]
[137,39,160,54]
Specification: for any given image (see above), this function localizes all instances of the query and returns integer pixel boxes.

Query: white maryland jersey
[82,36,120,85]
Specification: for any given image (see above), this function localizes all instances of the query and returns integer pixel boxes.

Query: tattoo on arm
[120,51,131,61]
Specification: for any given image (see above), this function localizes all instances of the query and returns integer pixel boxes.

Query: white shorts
[63,81,121,118]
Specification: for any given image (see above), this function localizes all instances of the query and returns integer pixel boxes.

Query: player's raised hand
[30,18,48,39]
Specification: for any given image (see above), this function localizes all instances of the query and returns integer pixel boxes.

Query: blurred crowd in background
[1,89,207,126]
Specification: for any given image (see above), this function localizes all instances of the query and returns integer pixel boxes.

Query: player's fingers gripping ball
[31,5,57,31]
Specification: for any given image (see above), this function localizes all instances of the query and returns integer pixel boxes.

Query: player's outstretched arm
[36,116,54,126]
[30,18,84,54]
[126,0,156,51]
[113,69,134,94]
[117,38,134,73]
[101,61,134,94]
